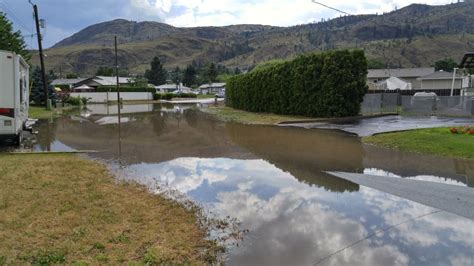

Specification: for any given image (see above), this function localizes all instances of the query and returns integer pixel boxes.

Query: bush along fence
[96,86,156,94]
[226,50,368,117]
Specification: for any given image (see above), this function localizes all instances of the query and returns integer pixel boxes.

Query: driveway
[280,115,474,136]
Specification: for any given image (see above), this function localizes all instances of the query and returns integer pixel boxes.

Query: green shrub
[162,93,174,100]
[226,49,368,118]
[66,96,88,106]
[153,93,162,100]
[175,93,197,98]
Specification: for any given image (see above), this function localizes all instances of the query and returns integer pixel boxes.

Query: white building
[199,83,226,96]
[156,83,193,94]
[417,71,469,90]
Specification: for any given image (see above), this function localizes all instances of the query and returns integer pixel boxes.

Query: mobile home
[0,50,30,144]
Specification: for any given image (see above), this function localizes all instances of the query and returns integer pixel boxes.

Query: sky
[0,0,454,48]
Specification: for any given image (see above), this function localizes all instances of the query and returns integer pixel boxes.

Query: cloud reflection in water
[117,158,473,266]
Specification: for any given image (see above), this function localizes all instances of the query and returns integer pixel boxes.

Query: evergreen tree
[66,73,78,79]
[203,63,218,83]
[171,66,182,85]
[30,66,56,105]
[96,66,115,76]
[0,12,30,60]
[47,70,58,83]
[145,57,167,85]
[183,65,197,87]
[434,58,458,72]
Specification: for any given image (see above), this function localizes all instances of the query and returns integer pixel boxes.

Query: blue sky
[0,0,453,48]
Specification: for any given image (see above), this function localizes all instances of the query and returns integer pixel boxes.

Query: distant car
[215,89,226,98]
[410,92,439,108]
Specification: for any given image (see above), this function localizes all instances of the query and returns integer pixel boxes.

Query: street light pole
[450,67,459,97]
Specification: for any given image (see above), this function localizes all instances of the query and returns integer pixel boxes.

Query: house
[199,83,226,95]
[51,78,86,90]
[74,76,135,90]
[368,68,435,90]
[156,83,193,94]
[417,71,469,90]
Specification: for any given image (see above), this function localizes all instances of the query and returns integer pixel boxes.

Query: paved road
[281,115,474,136]
[328,171,474,220]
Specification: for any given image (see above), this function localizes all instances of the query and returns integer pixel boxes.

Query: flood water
[27,104,474,265]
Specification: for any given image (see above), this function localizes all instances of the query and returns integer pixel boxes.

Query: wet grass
[204,106,308,125]
[29,106,75,120]
[0,154,219,265]
[363,127,474,159]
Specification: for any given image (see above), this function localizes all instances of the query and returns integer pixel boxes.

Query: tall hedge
[226,50,368,117]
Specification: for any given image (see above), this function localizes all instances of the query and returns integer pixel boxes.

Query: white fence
[70,92,153,103]
[362,94,474,116]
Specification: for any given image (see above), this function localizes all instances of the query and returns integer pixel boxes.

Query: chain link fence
[361,93,474,116]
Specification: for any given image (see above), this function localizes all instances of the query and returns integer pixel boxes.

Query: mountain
[32,2,474,76]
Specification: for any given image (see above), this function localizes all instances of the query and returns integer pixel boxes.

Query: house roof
[459,52,474,68]
[156,84,192,90]
[368,68,435,79]
[417,71,464,80]
[51,78,85,86]
[199,82,226,89]
[94,76,133,85]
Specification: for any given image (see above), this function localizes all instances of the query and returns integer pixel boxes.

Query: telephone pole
[30,1,49,109]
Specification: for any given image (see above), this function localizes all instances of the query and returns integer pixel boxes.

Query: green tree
[367,59,386,69]
[30,66,57,105]
[96,66,115,76]
[203,63,218,83]
[145,57,167,85]
[183,64,197,87]
[66,73,78,79]
[171,66,182,85]
[434,58,458,72]
[0,12,30,60]
[47,70,58,83]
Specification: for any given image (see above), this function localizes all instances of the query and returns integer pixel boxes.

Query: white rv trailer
[0,50,30,144]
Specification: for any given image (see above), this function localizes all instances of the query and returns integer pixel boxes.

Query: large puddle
[24,104,474,265]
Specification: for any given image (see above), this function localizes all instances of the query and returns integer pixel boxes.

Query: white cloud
[158,0,454,27]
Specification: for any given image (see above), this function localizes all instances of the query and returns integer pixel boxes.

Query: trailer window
[19,78,24,103]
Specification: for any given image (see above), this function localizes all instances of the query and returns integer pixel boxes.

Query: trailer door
[0,51,15,135]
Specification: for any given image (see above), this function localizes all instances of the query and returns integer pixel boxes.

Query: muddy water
[30,104,474,266]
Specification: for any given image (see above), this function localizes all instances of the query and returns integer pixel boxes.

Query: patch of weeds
[0,196,8,210]
[94,254,108,263]
[29,249,67,265]
[0,255,7,265]
[109,230,131,244]
[71,261,89,266]
[92,242,105,251]
[72,227,87,240]
[58,201,74,215]
[94,209,118,224]
[142,249,158,265]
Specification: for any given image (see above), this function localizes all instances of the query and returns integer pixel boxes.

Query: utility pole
[450,67,459,97]
[30,1,49,109]
[114,36,122,158]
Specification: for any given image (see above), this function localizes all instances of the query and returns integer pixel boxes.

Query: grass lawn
[204,106,309,125]
[197,95,215,99]
[0,154,219,265]
[363,127,474,159]
[29,106,76,120]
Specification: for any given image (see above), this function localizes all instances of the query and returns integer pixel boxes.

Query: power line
[311,0,352,16]
[312,210,442,265]
[0,1,33,34]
